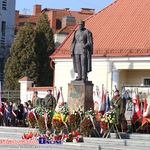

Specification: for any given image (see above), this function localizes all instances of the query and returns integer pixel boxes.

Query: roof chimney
[33,5,41,15]
[15,10,19,25]
[80,8,95,12]
[47,10,56,29]
[62,16,76,28]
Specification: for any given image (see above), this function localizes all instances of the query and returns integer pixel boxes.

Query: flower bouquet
[100,109,117,133]
[81,108,97,136]
[69,106,84,132]
[26,112,37,127]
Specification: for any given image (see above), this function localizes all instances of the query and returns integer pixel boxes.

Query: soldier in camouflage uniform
[33,91,41,108]
[43,90,56,109]
[110,90,124,126]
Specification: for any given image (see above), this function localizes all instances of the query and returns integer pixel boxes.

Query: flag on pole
[0,81,1,109]
[132,91,137,104]
[105,95,110,112]
[31,92,34,104]
[99,85,105,112]
[140,97,143,115]
[133,94,141,123]
[142,97,147,126]
[102,85,104,104]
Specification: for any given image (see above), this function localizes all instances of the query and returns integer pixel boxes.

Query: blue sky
[16,0,115,15]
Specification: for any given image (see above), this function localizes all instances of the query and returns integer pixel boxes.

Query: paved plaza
[0,126,150,150]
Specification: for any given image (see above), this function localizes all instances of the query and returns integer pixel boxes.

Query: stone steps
[0,127,150,150]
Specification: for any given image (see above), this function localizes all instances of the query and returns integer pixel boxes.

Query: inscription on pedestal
[67,81,94,113]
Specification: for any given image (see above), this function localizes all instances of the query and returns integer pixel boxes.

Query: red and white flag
[132,92,137,104]
[133,95,141,123]
[100,85,105,112]
[142,97,147,126]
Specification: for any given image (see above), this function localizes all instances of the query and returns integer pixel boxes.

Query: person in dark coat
[4,102,11,126]
[17,99,23,125]
[11,103,19,126]
[23,102,28,127]
[0,103,4,126]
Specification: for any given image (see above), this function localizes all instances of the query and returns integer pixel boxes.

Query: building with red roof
[15,5,95,48]
[51,0,150,100]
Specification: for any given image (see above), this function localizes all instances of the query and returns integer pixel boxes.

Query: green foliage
[34,12,55,86]
[4,12,55,90]
[4,23,37,90]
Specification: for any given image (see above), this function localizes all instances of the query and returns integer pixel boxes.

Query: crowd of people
[0,89,57,127]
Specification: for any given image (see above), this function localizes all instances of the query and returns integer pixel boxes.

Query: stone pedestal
[67,80,94,113]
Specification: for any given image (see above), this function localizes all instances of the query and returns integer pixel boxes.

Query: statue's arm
[84,30,93,54]
[71,31,76,56]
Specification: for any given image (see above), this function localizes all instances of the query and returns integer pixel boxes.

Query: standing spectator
[27,100,32,107]
[11,103,18,126]
[28,104,33,111]
[4,102,11,126]
[0,103,4,126]
[17,99,23,125]
[23,102,28,127]
[9,102,13,117]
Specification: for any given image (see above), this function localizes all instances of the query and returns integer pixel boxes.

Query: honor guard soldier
[110,90,124,127]
[43,90,56,109]
[32,91,41,108]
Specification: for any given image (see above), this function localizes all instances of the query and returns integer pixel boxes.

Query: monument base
[67,80,94,113]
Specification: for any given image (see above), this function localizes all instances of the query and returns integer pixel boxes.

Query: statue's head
[78,20,85,30]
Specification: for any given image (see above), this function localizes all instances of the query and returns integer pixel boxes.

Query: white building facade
[0,0,16,82]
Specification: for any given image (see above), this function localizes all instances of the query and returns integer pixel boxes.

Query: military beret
[47,89,52,92]
[115,89,119,93]
[126,97,132,100]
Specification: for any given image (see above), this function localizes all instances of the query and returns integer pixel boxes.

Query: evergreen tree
[34,12,55,86]
[4,23,37,90]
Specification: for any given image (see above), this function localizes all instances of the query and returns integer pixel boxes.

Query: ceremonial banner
[99,85,105,111]
[142,97,147,126]
[105,95,110,112]
[93,91,100,111]
[133,95,141,123]
[144,101,150,122]
[132,92,137,104]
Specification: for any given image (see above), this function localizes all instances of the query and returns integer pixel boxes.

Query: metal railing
[1,90,20,102]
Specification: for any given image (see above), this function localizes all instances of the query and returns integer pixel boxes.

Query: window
[1,21,6,37]
[2,0,7,10]
[144,79,150,86]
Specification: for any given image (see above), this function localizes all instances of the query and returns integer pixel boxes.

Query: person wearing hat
[110,89,124,127]
[32,91,41,108]
[71,20,93,81]
[42,90,56,109]
[125,97,134,133]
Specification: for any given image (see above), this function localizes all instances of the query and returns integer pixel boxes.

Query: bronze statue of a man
[71,20,93,81]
